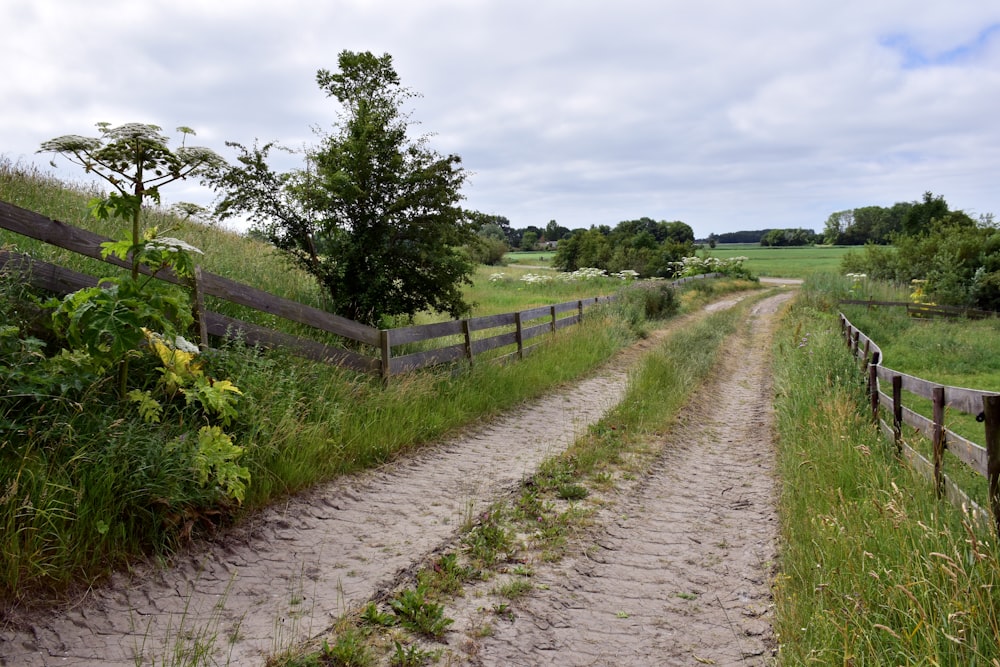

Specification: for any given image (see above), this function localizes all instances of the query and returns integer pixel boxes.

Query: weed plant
[773,287,1000,664]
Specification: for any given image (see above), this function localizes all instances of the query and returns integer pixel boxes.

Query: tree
[212,51,475,326]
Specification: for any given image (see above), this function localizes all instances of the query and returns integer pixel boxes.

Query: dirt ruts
[0,291,789,666]
[454,293,789,666]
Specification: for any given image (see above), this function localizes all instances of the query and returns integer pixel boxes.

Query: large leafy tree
[212,51,474,326]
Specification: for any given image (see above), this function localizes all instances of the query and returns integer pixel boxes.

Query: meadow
[502,243,855,280]
[707,242,853,278]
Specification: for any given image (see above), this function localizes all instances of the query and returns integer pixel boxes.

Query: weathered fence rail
[839,312,1000,539]
[840,299,997,320]
[1,200,717,378]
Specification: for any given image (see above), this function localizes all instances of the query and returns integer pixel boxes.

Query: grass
[836,283,1000,510]
[772,281,1000,664]
[707,243,854,279]
[502,250,555,266]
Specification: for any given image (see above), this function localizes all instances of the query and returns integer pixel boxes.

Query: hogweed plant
[39,122,225,395]
[39,122,225,279]
[35,124,249,505]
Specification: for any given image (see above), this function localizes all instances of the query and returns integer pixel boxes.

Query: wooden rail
[839,313,1000,538]
[839,299,996,320]
[1,200,717,378]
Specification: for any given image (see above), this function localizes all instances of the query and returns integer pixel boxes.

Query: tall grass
[773,282,1000,664]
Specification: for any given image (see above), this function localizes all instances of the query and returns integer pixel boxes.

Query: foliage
[553,217,695,277]
[823,191,978,246]
[759,227,819,247]
[39,123,224,279]
[212,51,475,326]
[841,218,1000,309]
[389,586,454,639]
[671,254,754,280]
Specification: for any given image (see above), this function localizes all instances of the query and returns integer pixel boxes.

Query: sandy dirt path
[0,298,760,666]
[454,292,789,666]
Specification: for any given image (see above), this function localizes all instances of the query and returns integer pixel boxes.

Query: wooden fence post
[983,394,1000,540]
[578,300,584,323]
[192,265,209,350]
[462,319,473,367]
[380,329,391,381]
[514,312,524,360]
[550,305,557,333]
[892,374,903,457]
[852,330,860,359]
[932,386,946,499]
[868,351,880,425]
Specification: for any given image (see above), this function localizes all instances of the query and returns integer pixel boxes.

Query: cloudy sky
[2,1,999,238]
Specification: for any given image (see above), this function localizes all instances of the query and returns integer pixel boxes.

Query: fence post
[892,374,903,457]
[462,319,473,367]
[868,351,880,425]
[578,300,584,323]
[550,305,556,333]
[514,312,524,360]
[983,395,1000,540]
[380,329,391,381]
[851,330,860,359]
[932,386,946,499]
[192,265,209,350]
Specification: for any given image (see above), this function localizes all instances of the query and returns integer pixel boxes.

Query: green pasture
[502,243,856,279]
[503,250,556,266]
[706,243,853,279]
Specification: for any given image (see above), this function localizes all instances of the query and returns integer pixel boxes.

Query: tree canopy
[553,217,695,277]
[839,192,1000,310]
[211,51,475,326]
[822,192,976,245]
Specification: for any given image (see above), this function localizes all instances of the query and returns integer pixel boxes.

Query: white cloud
[2,0,1000,236]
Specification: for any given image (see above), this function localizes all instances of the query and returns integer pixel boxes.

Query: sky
[2,1,1000,239]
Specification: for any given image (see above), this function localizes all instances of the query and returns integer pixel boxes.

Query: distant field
[708,244,853,278]
[505,250,556,266]
[503,245,853,278]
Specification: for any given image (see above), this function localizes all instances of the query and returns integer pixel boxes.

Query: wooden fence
[840,299,997,320]
[0,200,717,378]
[839,312,1000,539]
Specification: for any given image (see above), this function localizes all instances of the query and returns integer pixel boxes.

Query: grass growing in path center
[274,293,771,665]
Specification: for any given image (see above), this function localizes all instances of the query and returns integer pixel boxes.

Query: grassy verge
[272,295,764,666]
[772,283,1000,664]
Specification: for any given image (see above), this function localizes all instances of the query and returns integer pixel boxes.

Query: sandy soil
[451,292,789,666]
[0,291,790,666]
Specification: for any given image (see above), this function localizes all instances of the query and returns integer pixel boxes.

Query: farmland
[503,243,855,279]
[706,242,853,278]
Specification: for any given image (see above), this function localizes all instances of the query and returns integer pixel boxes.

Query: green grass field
[503,244,854,279]
[707,243,853,278]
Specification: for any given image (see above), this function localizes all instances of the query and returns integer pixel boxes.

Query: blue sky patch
[881,23,1000,68]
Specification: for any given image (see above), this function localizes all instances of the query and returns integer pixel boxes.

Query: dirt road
[454,293,788,666]
[0,291,789,666]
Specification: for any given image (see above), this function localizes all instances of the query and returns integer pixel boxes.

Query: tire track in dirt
[457,293,789,666]
[0,302,747,666]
